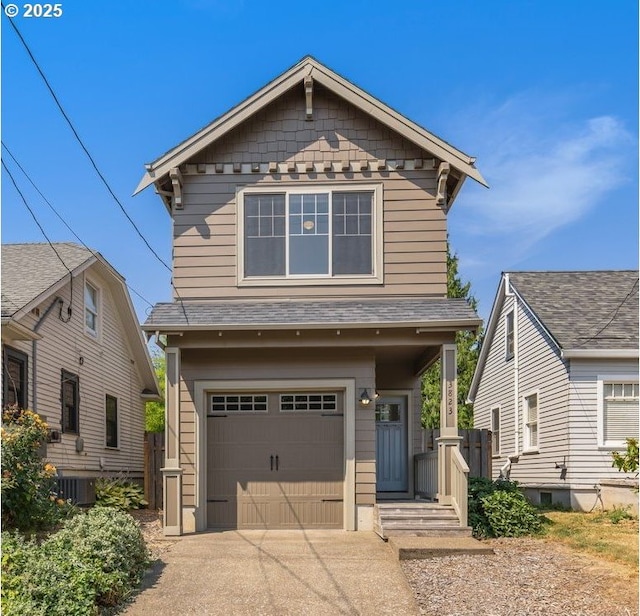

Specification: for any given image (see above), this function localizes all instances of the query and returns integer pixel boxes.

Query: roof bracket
[169,167,183,210]
[304,75,313,121]
[436,162,450,208]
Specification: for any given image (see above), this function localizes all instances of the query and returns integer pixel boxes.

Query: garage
[206,391,344,529]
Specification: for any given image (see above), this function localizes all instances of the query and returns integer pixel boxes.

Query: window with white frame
[84,281,99,336]
[240,186,380,283]
[491,406,500,455]
[523,392,538,450]
[505,311,514,359]
[599,380,639,447]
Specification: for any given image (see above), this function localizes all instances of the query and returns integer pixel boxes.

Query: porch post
[162,347,183,535]
[436,343,461,504]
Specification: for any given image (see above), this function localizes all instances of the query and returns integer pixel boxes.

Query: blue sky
[2,1,638,322]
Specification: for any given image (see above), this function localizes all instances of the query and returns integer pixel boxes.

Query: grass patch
[541,509,638,569]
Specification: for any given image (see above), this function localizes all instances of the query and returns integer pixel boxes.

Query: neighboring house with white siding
[135,56,486,535]
[469,271,639,511]
[1,243,160,501]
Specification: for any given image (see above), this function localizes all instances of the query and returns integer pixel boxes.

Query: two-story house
[136,57,486,535]
[1,243,160,502]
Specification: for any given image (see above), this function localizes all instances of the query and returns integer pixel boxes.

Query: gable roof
[468,270,639,402]
[2,242,160,397]
[134,55,487,195]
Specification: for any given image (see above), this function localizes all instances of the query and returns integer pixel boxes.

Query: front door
[375,395,408,492]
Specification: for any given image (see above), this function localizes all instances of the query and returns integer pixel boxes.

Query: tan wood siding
[8,269,146,477]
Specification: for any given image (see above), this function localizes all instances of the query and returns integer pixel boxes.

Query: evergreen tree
[421,246,482,428]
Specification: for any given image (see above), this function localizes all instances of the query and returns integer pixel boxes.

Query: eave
[134,56,487,197]
[1,318,42,342]
[561,348,639,359]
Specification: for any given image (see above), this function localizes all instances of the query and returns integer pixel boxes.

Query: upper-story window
[84,281,99,337]
[505,311,514,360]
[238,185,382,285]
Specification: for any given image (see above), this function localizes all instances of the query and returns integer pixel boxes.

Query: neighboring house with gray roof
[2,243,160,502]
[137,56,485,536]
[469,271,639,511]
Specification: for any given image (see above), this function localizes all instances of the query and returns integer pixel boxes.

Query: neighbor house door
[375,395,408,492]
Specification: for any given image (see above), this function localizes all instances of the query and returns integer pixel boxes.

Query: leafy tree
[611,438,639,474]
[145,352,165,432]
[421,245,482,428]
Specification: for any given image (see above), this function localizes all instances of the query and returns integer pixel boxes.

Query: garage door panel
[207,399,344,530]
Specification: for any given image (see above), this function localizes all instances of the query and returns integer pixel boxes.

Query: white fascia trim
[193,378,356,532]
[562,349,639,359]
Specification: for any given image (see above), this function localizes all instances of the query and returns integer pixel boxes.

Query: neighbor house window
[523,392,538,450]
[3,347,28,409]
[105,395,118,448]
[505,311,514,359]
[85,281,99,336]
[598,379,639,448]
[61,370,79,434]
[491,406,500,455]
[240,186,381,283]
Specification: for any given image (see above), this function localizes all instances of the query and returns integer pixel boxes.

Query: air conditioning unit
[47,429,62,443]
[56,477,96,506]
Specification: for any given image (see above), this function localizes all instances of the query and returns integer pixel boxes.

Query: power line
[2,158,74,277]
[2,142,154,310]
[3,13,188,323]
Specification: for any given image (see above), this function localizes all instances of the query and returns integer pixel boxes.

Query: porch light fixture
[359,389,372,406]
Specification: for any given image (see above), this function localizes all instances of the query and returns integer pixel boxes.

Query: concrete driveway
[123,530,419,615]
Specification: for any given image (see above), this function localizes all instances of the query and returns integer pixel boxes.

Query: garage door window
[210,394,268,413]
[280,393,337,412]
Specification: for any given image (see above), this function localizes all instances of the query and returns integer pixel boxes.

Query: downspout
[504,274,519,457]
[32,297,65,413]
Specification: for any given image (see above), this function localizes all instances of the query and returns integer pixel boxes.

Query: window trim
[505,310,514,360]
[236,183,384,286]
[522,390,539,452]
[105,394,119,449]
[61,370,80,435]
[596,375,639,449]
[3,346,28,409]
[84,279,100,339]
[491,406,501,457]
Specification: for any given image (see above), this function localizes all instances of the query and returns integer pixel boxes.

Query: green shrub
[468,476,522,538]
[1,508,149,615]
[600,505,636,525]
[1,407,69,531]
[481,490,543,537]
[611,438,639,473]
[95,477,148,511]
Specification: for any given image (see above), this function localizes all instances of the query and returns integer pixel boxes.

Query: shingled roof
[142,297,481,331]
[1,243,95,318]
[509,271,639,351]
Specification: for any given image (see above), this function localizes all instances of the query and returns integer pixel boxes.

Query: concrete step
[388,536,493,560]
[376,502,451,510]
[378,512,459,520]
[383,526,473,539]
[381,519,459,528]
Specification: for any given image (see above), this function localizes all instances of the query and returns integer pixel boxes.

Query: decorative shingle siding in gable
[198,86,424,164]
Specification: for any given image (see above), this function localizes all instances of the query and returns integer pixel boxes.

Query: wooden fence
[144,432,164,510]
[423,429,492,479]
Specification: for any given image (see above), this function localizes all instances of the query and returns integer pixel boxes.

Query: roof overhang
[561,348,639,359]
[1,318,42,342]
[134,56,488,197]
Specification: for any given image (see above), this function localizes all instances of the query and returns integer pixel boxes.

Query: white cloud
[454,95,632,247]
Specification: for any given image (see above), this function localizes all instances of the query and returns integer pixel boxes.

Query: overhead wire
[1,141,154,310]
[3,11,189,323]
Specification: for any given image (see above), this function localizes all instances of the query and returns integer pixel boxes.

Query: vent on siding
[56,477,96,506]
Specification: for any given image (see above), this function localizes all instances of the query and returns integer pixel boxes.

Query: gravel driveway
[402,537,638,616]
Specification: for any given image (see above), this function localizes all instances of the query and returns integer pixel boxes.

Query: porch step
[374,501,472,540]
[388,536,494,560]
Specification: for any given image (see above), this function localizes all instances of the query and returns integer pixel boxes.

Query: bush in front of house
[468,476,542,538]
[95,476,148,511]
[1,507,149,616]
[0,407,72,531]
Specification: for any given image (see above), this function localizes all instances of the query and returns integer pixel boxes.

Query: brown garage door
[207,392,344,529]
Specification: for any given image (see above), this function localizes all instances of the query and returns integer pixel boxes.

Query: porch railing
[450,447,469,527]
[414,450,438,500]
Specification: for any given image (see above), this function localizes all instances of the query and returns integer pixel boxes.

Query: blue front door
[375,396,408,492]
